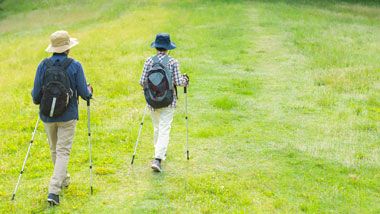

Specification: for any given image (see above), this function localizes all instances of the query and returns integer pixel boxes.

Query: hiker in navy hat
[139,33,189,172]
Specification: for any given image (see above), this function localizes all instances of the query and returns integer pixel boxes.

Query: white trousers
[151,107,175,160]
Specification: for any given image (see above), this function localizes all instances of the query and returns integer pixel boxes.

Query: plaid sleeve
[139,57,152,86]
[171,59,187,86]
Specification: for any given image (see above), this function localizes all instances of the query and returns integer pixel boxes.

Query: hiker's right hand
[87,84,93,94]
[183,73,189,83]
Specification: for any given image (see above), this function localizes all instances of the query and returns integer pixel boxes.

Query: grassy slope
[1,0,380,213]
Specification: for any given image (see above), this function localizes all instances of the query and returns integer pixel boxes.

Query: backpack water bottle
[144,55,175,108]
[40,58,73,118]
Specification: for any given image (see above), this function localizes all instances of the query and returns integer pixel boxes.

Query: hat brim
[150,41,176,50]
[45,38,79,53]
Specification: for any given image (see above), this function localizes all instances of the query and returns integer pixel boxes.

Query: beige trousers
[43,119,77,195]
[151,107,175,160]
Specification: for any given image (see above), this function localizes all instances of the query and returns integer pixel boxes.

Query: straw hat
[45,31,79,53]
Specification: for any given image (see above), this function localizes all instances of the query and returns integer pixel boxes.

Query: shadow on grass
[129,160,179,213]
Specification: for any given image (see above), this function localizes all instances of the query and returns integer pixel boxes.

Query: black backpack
[144,55,176,108]
[40,58,74,118]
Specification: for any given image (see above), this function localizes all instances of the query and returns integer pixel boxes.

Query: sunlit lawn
[1,0,380,213]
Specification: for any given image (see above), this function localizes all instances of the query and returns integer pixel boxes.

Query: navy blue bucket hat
[150,33,176,50]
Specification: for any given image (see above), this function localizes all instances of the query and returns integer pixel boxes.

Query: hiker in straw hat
[31,30,93,206]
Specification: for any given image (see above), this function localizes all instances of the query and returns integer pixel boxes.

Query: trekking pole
[184,85,189,160]
[11,116,40,201]
[87,98,93,195]
[131,106,148,165]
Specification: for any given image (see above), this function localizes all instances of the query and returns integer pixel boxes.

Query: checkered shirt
[139,52,188,110]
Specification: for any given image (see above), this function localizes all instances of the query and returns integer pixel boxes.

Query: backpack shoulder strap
[43,58,54,67]
[161,55,173,90]
[61,58,74,70]
[161,55,170,67]
[152,55,160,64]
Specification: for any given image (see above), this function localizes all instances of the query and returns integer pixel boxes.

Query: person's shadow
[129,160,170,213]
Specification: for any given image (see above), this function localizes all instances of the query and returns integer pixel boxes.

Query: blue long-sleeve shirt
[31,53,92,122]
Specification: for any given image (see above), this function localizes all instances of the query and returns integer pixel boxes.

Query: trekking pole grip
[184,87,187,94]
[87,83,92,107]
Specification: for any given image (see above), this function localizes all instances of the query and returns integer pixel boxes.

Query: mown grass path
[1,0,380,213]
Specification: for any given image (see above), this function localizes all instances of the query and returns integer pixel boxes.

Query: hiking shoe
[47,193,60,206]
[151,160,162,172]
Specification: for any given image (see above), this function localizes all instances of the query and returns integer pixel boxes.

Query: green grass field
[1,0,380,213]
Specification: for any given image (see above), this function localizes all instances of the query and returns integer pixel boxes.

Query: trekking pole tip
[131,155,135,165]
[187,151,189,160]
[11,194,15,201]
[91,187,93,195]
